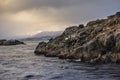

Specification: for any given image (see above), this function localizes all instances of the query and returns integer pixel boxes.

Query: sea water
[0,41,120,80]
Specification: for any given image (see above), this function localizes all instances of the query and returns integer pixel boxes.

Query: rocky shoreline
[0,40,25,46]
[34,12,120,64]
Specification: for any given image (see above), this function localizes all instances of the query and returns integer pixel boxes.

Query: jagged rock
[78,24,84,28]
[0,40,25,46]
[34,42,47,55]
[34,12,120,63]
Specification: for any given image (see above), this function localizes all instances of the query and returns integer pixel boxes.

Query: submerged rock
[34,12,120,64]
[24,75,34,78]
[0,40,25,46]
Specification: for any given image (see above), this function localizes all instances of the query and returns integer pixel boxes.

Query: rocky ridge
[34,12,120,63]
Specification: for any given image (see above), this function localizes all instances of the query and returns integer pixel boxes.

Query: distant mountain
[33,31,63,38]
[22,31,63,41]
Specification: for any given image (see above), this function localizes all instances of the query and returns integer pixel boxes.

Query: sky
[0,0,120,39]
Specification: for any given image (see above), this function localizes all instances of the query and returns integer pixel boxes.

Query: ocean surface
[0,41,120,80]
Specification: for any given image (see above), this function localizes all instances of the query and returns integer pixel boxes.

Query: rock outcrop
[0,40,25,46]
[34,12,120,63]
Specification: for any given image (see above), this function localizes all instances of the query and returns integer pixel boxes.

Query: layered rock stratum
[35,12,120,63]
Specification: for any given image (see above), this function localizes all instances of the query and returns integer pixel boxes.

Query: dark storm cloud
[1,0,119,13]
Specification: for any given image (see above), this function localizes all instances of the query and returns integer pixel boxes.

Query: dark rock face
[0,40,25,46]
[34,12,120,63]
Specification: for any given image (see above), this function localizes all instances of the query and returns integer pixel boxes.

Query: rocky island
[34,12,120,63]
[0,40,25,46]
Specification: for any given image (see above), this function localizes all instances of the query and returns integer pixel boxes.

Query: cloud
[0,0,120,39]
[0,0,120,13]
[0,0,87,13]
